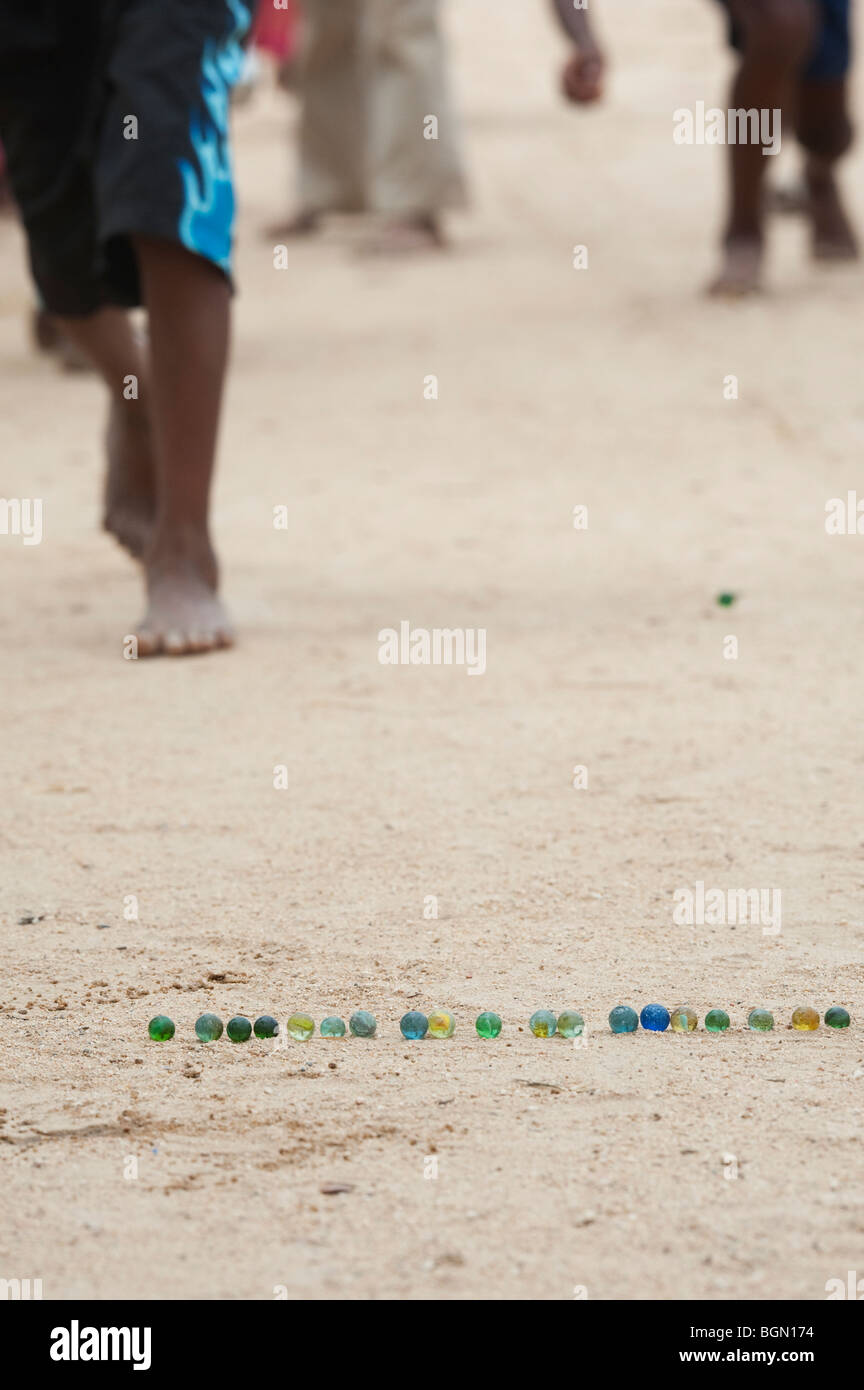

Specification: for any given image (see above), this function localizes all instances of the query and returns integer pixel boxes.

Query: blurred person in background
[267,0,467,252]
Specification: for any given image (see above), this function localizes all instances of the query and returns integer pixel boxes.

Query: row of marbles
[146,1003,851,1042]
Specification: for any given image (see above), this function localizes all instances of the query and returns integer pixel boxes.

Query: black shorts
[0,0,251,316]
[715,0,851,81]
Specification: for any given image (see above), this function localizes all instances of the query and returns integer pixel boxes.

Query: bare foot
[104,398,157,559]
[356,214,445,256]
[807,160,859,261]
[262,210,321,241]
[707,237,763,297]
[136,527,233,657]
[30,308,94,370]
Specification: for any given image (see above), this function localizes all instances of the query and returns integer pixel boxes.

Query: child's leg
[131,238,233,656]
[710,0,818,295]
[798,79,856,258]
[51,306,156,559]
[795,0,856,261]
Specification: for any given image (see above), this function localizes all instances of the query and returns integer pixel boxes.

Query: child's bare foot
[708,237,763,297]
[104,398,157,559]
[136,526,233,657]
[806,158,859,261]
[30,308,94,370]
[357,214,445,256]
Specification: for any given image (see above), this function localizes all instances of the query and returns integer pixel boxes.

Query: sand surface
[1,0,863,1301]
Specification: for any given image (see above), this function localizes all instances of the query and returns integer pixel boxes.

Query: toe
[135,628,161,657]
[163,630,189,656]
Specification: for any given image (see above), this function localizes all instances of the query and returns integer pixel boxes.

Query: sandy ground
[2,0,864,1302]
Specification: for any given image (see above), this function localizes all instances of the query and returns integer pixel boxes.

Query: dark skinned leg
[52,306,156,558]
[131,237,233,656]
[797,78,857,259]
[710,0,817,296]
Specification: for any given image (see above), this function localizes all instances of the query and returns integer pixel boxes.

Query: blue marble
[640,1003,670,1032]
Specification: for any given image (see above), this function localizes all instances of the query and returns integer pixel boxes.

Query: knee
[739,0,817,67]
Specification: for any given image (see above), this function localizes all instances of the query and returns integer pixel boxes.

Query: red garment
[252,0,300,61]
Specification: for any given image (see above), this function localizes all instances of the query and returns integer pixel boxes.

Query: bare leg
[797,78,857,260]
[52,306,156,558]
[709,0,817,296]
[132,237,233,656]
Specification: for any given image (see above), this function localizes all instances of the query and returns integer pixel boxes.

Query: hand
[561,48,605,104]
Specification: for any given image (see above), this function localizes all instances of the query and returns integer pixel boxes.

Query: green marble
[704,1009,730,1033]
[748,1008,774,1032]
[226,1015,252,1043]
[475,1011,502,1038]
[825,1006,851,1030]
[286,1012,315,1041]
[148,1015,175,1042]
[195,1013,223,1042]
[556,1010,585,1038]
[529,1010,557,1038]
[253,1015,279,1039]
[320,1015,347,1037]
[716,592,736,607]
[349,1010,377,1038]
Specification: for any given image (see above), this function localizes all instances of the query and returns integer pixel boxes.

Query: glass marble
[400,1010,428,1040]
[705,1009,730,1033]
[428,1009,456,1038]
[475,1011,502,1038]
[748,1008,774,1032]
[226,1015,252,1043]
[529,1010,557,1038]
[640,1004,670,1032]
[195,1013,223,1042]
[716,592,736,607]
[286,1013,315,1041]
[557,1010,585,1038]
[791,1006,819,1031]
[825,1006,851,1030]
[349,1010,377,1038]
[148,1015,175,1041]
[608,1005,638,1034]
[670,1007,698,1033]
[253,1015,279,1039]
[320,1015,347,1037]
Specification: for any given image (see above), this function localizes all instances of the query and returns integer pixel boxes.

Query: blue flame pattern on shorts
[178,0,251,272]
